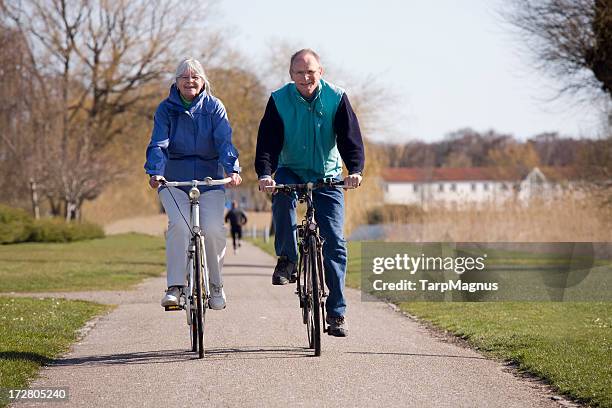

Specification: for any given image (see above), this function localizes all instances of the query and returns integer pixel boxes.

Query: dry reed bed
[387,193,612,242]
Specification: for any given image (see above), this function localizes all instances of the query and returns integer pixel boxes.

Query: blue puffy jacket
[144,84,240,192]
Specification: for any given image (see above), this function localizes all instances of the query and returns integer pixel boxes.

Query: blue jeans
[272,168,347,317]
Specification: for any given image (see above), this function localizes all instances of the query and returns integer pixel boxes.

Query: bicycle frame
[161,177,231,357]
[295,187,327,323]
[185,192,208,323]
[265,179,352,356]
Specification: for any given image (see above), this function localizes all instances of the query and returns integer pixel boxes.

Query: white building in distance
[382,167,577,208]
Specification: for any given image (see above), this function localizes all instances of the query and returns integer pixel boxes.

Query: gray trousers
[159,188,226,288]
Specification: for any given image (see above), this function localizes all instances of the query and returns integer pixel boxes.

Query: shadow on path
[0,351,51,365]
[49,346,314,366]
[202,346,312,360]
[50,349,196,366]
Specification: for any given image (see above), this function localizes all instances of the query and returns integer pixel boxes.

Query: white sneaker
[209,285,226,310]
[161,286,182,307]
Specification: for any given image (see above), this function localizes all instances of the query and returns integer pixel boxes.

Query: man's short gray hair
[175,58,213,95]
[290,49,321,69]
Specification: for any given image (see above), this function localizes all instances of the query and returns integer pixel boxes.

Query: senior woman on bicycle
[145,58,242,310]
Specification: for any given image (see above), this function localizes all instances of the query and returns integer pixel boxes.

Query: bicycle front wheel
[303,246,314,347]
[308,235,322,356]
[190,308,197,352]
[194,235,206,358]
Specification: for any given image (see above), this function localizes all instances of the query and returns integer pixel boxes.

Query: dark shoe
[287,259,297,282]
[289,267,298,283]
[272,256,295,285]
[326,315,348,337]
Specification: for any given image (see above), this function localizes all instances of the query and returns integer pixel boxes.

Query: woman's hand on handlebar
[149,175,166,189]
[228,173,242,187]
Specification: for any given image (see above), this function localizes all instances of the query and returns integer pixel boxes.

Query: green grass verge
[401,302,612,407]
[0,233,164,406]
[247,236,274,259]
[249,237,612,407]
[0,233,166,292]
[0,297,109,407]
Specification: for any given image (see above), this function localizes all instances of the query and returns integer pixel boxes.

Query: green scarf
[180,94,192,109]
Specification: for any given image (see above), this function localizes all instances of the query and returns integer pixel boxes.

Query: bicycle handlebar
[263,180,356,192]
[161,177,232,187]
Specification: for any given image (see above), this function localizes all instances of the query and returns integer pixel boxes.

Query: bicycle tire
[190,308,197,352]
[303,247,314,349]
[309,235,322,356]
[316,243,327,334]
[186,265,196,352]
[298,249,308,325]
[194,235,205,358]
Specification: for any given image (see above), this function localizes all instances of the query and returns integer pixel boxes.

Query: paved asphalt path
[16,241,564,408]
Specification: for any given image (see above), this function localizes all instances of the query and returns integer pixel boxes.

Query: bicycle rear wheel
[308,235,322,356]
[194,235,206,358]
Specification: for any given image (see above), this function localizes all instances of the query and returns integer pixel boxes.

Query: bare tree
[0,24,51,209]
[1,0,219,219]
[209,65,270,210]
[502,0,612,205]
[503,0,612,99]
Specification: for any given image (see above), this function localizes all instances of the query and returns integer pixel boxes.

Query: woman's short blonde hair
[175,58,212,95]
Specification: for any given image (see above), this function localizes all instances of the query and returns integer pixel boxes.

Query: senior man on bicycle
[145,58,242,311]
[255,49,364,337]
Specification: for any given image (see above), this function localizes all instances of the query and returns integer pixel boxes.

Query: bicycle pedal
[164,305,182,311]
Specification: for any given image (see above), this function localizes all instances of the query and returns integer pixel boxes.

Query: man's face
[290,53,323,99]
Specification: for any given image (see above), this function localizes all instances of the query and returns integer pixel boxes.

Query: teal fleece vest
[272,79,344,182]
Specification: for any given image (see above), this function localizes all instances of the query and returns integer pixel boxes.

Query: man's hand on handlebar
[259,176,276,193]
[344,173,362,189]
[149,175,166,189]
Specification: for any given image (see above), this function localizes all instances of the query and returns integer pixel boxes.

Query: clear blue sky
[212,0,605,143]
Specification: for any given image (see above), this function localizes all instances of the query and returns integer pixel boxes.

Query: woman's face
[177,68,204,101]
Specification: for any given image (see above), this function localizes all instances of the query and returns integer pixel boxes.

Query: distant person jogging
[225,201,247,253]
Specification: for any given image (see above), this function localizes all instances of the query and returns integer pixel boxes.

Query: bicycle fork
[179,199,207,319]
